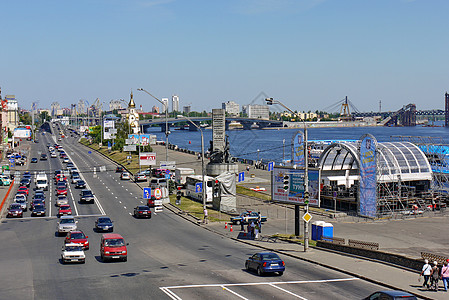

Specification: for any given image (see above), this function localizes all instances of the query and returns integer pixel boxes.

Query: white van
[175,168,195,186]
[35,172,48,191]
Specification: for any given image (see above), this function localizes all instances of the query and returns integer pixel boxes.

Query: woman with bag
[441,260,449,292]
[430,261,440,291]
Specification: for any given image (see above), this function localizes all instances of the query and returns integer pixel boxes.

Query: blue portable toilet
[321,222,334,241]
[311,221,325,241]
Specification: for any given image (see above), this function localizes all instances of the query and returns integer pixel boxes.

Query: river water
[145,121,449,163]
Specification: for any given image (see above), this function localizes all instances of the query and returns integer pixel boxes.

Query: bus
[185,175,215,203]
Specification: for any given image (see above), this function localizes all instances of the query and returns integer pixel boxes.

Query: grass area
[80,139,142,175]
[236,185,271,201]
[169,194,231,222]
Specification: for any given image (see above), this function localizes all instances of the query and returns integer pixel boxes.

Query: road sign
[303,212,312,223]
[123,145,136,152]
[143,188,151,199]
[160,161,176,169]
[165,174,170,179]
[154,188,162,200]
[195,182,202,193]
[140,152,156,166]
[268,161,274,172]
[238,171,245,182]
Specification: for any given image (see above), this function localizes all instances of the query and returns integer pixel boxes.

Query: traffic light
[176,187,181,205]
[283,175,289,190]
[304,191,310,205]
[214,180,220,196]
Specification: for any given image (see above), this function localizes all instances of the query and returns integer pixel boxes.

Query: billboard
[128,134,156,146]
[139,152,156,166]
[103,120,115,128]
[291,130,305,167]
[359,134,377,218]
[13,128,31,138]
[271,166,320,206]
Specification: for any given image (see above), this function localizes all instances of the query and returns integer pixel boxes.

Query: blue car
[245,252,285,276]
[31,158,38,163]
[95,216,114,232]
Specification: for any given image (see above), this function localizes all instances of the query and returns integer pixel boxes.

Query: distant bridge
[353,109,444,118]
[139,117,283,132]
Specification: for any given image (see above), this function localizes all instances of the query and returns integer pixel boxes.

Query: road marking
[221,286,249,300]
[124,206,126,209]
[68,182,80,216]
[269,284,307,299]
[159,287,182,300]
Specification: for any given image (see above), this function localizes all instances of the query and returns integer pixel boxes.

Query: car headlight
[105,251,110,254]
[122,251,127,254]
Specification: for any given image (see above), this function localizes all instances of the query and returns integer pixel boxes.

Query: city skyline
[1,0,448,113]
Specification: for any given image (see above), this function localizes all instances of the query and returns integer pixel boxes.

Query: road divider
[0,180,15,213]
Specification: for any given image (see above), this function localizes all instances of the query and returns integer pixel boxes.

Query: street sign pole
[303,126,309,252]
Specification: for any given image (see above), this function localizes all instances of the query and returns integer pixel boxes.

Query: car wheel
[245,262,250,271]
[278,271,283,276]
[257,267,264,276]
[237,220,241,225]
[122,257,127,262]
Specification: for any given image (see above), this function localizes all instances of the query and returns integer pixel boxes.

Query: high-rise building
[6,95,19,131]
[172,95,179,112]
[161,98,169,113]
[222,101,240,116]
[445,92,449,127]
[243,104,269,120]
[183,106,191,114]
[152,105,160,114]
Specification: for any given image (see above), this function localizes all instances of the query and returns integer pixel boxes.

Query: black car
[19,178,31,187]
[116,166,124,173]
[95,216,114,232]
[133,205,152,218]
[31,157,38,163]
[79,189,94,203]
[363,290,417,300]
[31,199,45,211]
[76,180,86,189]
[40,154,47,160]
[31,204,46,217]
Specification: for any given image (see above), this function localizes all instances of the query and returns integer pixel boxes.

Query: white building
[222,101,240,116]
[243,104,269,120]
[161,98,169,113]
[172,95,179,112]
[6,95,19,131]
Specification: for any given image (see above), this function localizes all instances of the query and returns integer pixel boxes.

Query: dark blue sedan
[245,252,285,276]
[95,216,114,232]
[363,290,417,300]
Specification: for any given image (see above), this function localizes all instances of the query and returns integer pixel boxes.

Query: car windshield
[16,199,26,203]
[260,253,281,260]
[70,232,85,239]
[104,239,125,247]
[60,205,70,209]
[82,191,92,196]
[60,218,75,224]
[137,206,149,211]
[11,204,21,209]
[34,205,45,210]
[66,246,83,252]
[98,218,111,223]
[57,186,66,190]
[37,180,46,184]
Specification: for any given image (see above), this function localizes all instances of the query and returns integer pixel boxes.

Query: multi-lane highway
[0,125,387,299]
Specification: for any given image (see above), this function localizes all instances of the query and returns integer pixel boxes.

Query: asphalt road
[0,125,388,300]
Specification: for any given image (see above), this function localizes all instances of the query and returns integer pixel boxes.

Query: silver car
[71,175,80,184]
[57,216,78,236]
[56,195,69,206]
[15,198,28,211]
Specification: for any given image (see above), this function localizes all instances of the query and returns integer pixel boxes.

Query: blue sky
[1,0,448,113]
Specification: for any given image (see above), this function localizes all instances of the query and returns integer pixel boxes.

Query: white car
[71,175,80,184]
[62,158,70,163]
[61,243,85,264]
[51,152,57,158]
[120,172,131,180]
[57,216,78,235]
[56,195,69,207]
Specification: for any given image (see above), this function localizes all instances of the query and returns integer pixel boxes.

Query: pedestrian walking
[254,223,259,239]
[257,212,262,234]
[203,207,208,224]
[430,261,440,291]
[441,260,449,292]
[421,259,432,289]
[247,222,252,238]
[246,165,250,172]
[250,221,255,239]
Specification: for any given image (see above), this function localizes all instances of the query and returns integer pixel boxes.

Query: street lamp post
[178,115,206,211]
[138,88,169,162]
[266,97,310,252]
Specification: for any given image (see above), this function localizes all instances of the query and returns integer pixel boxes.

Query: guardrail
[348,239,379,250]
[421,252,449,265]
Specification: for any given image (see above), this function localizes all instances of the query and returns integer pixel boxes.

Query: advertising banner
[13,128,31,138]
[140,152,156,166]
[291,130,305,167]
[103,120,115,128]
[128,134,154,146]
[123,145,137,152]
[359,134,377,218]
[271,166,320,206]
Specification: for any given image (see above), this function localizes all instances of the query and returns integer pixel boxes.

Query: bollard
[224,222,228,229]
[230,225,233,232]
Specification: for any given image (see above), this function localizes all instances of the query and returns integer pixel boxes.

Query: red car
[7,203,23,218]
[17,186,29,196]
[55,174,67,183]
[65,231,89,250]
[56,185,68,196]
[58,204,72,216]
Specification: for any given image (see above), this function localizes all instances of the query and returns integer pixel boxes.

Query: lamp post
[138,88,169,162]
[178,115,206,210]
[266,97,310,252]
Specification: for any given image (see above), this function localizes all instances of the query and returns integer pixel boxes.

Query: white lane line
[159,287,182,300]
[269,284,307,299]
[68,183,80,216]
[124,206,127,209]
[221,286,249,300]
[6,216,58,221]
[119,201,122,204]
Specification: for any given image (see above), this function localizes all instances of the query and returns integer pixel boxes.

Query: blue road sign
[195,182,202,193]
[143,188,151,199]
[268,161,274,172]
[88,151,92,154]
[166,169,170,174]
[238,171,245,182]
[165,174,170,179]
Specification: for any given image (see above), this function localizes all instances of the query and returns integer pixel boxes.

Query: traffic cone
[230,225,233,232]
[224,222,228,229]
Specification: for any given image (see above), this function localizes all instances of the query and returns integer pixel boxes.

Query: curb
[0,180,15,216]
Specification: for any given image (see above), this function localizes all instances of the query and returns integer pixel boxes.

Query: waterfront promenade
[152,143,449,299]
